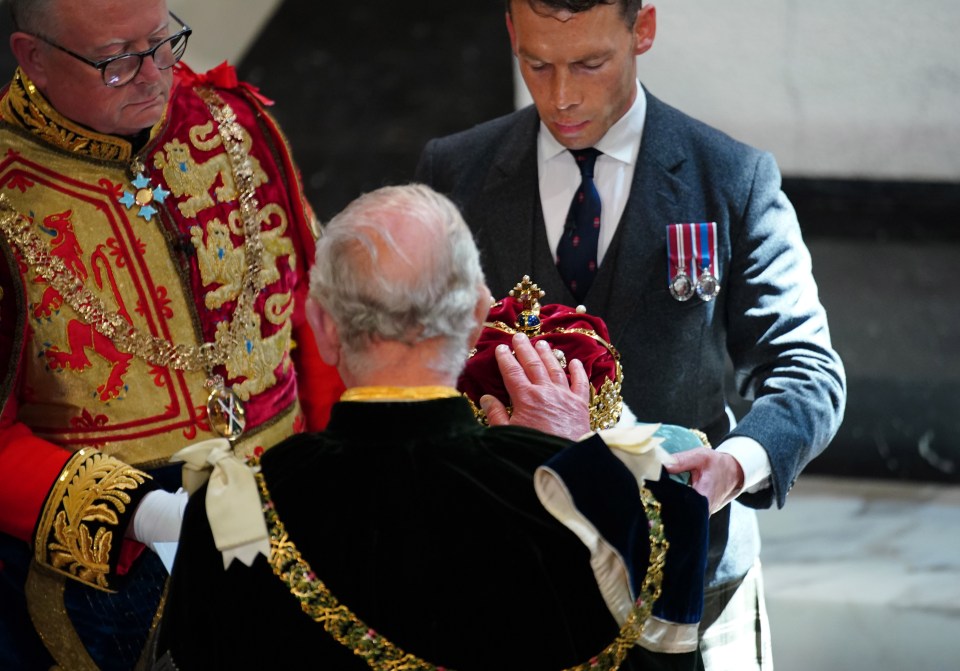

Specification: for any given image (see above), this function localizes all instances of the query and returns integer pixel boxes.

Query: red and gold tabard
[0,63,342,594]
[0,66,323,462]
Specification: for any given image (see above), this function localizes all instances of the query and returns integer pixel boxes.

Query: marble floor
[757,476,960,671]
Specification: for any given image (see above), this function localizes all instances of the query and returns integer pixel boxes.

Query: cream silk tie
[170,438,270,568]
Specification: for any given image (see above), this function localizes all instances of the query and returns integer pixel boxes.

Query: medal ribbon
[694,222,718,279]
[666,223,690,285]
[667,223,719,282]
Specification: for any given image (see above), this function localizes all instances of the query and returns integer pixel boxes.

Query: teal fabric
[654,422,707,485]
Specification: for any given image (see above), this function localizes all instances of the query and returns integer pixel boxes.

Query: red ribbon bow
[174,61,275,106]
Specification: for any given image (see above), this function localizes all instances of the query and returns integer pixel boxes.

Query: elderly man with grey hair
[152,183,704,671]
[304,182,589,419]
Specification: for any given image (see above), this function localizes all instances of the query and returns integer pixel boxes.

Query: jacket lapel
[594,92,691,343]
[475,107,570,299]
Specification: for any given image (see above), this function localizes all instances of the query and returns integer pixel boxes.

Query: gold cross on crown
[509,275,545,335]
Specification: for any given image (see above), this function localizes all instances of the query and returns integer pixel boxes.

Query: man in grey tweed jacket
[416,1,846,668]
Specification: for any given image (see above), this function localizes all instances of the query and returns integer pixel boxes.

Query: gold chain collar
[0,88,263,375]
[256,470,667,671]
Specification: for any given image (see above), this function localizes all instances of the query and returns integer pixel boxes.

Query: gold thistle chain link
[257,470,667,671]
[0,88,264,373]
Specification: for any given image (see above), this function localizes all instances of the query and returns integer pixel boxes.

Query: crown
[458,275,623,431]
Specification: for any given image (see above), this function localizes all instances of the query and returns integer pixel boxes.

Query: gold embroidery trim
[340,386,463,402]
[257,471,667,671]
[0,69,134,161]
[34,449,151,592]
[25,564,101,671]
[0,87,268,375]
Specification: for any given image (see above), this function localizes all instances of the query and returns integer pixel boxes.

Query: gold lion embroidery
[219,312,292,401]
[44,452,149,590]
[190,218,243,309]
[153,120,268,218]
[191,204,296,310]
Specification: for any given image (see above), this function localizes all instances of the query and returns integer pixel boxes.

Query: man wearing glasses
[0,0,343,668]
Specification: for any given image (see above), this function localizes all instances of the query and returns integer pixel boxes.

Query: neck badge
[118,172,170,222]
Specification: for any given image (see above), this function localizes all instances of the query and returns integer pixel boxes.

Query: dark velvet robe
[154,397,702,670]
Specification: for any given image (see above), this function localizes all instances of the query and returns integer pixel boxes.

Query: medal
[669,267,695,301]
[694,221,720,302]
[205,376,246,440]
[696,268,720,301]
[666,224,695,302]
[668,222,721,303]
[118,172,170,222]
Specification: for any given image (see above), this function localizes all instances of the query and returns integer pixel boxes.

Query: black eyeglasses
[29,12,191,88]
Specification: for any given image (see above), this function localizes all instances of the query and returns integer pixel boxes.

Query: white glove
[128,488,189,546]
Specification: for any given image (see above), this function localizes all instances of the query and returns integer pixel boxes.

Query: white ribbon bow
[595,423,672,483]
[170,438,270,569]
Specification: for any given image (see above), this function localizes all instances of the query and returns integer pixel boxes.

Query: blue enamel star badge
[119,173,170,222]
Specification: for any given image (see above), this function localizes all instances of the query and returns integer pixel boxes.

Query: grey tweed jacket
[415,90,846,586]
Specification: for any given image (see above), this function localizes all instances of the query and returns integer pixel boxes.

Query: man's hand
[479,332,591,441]
[665,448,745,515]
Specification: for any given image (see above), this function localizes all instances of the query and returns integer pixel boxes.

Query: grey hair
[310,184,487,379]
[9,0,60,35]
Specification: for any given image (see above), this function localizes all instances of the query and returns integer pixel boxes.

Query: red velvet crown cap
[457,276,623,430]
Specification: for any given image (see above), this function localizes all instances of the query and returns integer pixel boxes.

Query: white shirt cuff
[717,436,771,494]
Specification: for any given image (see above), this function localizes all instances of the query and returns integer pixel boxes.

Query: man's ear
[633,4,657,56]
[467,284,493,348]
[505,10,518,56]
[305,297,341,368]
[10,33,49,89]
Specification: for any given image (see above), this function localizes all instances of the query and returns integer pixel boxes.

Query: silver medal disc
[695,270,720,302]
[669,272,695,302]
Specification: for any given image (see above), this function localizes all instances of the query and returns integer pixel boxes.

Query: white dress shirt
[538,85,646,266]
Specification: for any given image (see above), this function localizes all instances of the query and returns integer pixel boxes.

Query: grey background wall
[2,0,958,483]
[598,0,960,182]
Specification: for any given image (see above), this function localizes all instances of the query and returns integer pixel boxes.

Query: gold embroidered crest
[36,450,150,591]
[153,120,268,217]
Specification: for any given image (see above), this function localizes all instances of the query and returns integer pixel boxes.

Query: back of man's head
[9,0,58,35]
[506,0,643,25]
[310,184,486,378]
